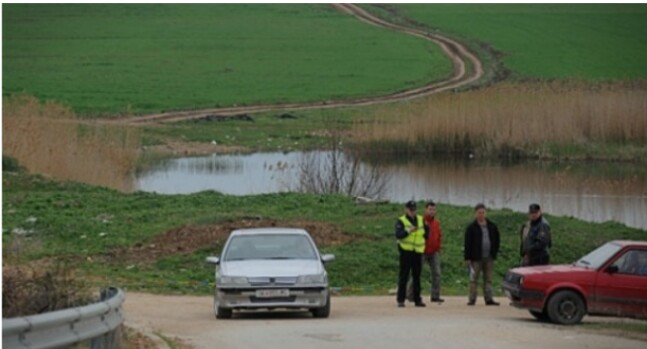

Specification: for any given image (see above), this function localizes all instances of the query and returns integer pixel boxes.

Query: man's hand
[408,226,417,233]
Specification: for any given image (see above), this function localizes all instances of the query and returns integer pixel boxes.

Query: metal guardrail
[3,287,125,349]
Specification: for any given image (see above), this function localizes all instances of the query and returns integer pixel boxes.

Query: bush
[2,155,23,172]
[2,262,93,318]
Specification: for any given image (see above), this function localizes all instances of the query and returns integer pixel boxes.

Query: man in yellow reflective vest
[395,200,430,307]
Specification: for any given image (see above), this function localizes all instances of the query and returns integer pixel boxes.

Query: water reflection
[383,160,647,230]
[134,152,647,229]
[135,152,299,195]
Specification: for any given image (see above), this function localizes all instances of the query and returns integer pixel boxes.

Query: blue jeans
[407,252,442,300]
[425,252,442,299]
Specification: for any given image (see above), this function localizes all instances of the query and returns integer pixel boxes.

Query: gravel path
[124,293,645,349]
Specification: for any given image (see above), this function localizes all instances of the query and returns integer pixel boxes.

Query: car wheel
[529,309,549,322]
[215,306,232,319]
[214,292,232,319]
[311,293,331,318]
[546,290,586,325]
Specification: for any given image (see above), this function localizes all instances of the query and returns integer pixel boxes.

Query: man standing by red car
[520,203,552,266]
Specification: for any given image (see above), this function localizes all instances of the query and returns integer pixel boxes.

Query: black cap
[405,200,417,210]
[529,203,541,213]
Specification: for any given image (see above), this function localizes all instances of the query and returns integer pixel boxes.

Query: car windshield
[224,234,317,261]
[575,242,622,269]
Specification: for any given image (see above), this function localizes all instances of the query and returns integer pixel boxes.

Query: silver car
[206,227,335,319]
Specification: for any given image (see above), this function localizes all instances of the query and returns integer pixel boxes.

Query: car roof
[230,227,309,236]
[611,240,647,247]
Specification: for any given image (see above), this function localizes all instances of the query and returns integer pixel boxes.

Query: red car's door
[593,248,647,318]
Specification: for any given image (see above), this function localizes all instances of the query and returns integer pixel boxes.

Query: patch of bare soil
[122,326,159,349]
[123,325,194,349]
[575,321,647,342]
[112,219,359,264]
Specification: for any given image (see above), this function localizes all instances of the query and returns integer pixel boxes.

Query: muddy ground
[112,218,359,264]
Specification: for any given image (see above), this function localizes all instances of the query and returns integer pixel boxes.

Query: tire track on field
[115,4,483,125]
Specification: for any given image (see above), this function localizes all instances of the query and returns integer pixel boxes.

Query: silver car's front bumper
[215,287,328,310]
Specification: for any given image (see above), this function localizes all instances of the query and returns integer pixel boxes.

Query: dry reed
[2,95,140,191]
[352,81,647,158]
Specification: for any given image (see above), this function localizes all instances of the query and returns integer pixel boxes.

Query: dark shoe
[467,301,476,306]
[414,302,426,307]
[431,297,445,303]
[485,300,500,306]
[397,302,405,308]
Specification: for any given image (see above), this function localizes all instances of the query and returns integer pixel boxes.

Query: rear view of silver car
[206,228,335,319]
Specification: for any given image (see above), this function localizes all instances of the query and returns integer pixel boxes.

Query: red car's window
[576,242,622,269]
[612,250,647,276]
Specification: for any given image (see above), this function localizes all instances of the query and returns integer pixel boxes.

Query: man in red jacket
[407,201,444,303]
[424,201,444,303]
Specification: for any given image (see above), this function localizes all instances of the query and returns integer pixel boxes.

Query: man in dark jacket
[395,200,429,308]
[464,203,500,306]
[520,203,551,266]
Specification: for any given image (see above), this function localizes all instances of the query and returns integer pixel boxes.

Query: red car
[503,240,647,324]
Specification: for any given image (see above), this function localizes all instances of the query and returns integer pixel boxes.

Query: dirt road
[124,293,645,349]
[116,4,482,125]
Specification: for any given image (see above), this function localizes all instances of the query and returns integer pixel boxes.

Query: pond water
[134,151,647,230]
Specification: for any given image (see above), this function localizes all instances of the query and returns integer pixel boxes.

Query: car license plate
[256,289,290,298]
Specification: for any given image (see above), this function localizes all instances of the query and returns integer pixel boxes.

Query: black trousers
[397,247,422,303]
[528,253,550,266]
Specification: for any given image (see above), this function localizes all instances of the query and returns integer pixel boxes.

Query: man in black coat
[520,203,552,266]
[464,203,500,306]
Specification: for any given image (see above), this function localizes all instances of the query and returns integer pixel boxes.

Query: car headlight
[297,274,327,285]
[218,276,248,286]
[519,276,524,286]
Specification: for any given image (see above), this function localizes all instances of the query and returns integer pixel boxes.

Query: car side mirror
[321,254,335,263]
[206,256,220,265]
[606,265,619,274]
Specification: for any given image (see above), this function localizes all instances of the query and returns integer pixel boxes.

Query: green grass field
[5,4,647,118]
[384,4,647,80]
[3,4,451,116]
[4,170,645,294]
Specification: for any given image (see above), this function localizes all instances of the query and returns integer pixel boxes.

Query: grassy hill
[383,4,647,80]
[6,4,646,118]
[3,4,451,116]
